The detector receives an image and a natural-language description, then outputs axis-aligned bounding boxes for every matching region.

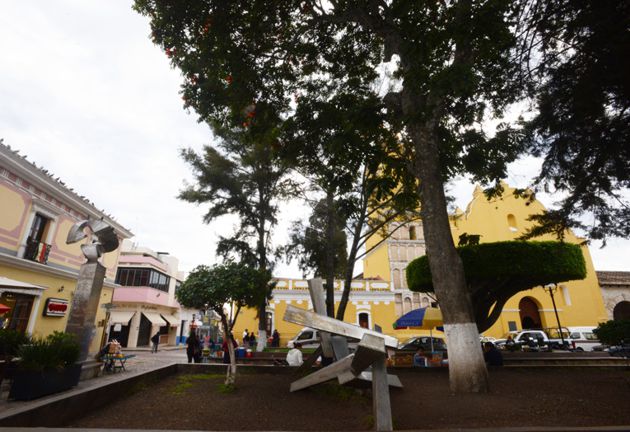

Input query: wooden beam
[372,359,393,431]
[307,278,334,358]
[290,354,354,392]
[338,370,403,388]
[283,304,399,348]
[351,333,386,375]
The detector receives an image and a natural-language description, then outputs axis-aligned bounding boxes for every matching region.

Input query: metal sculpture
[283,279,400,431]
[65,219,119,363]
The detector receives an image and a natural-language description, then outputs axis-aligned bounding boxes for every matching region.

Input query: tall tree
[134,0,526,393]
[179,128,296,350]
[176,262,270,385]
[286,198,349,280]
[516,0,630,242]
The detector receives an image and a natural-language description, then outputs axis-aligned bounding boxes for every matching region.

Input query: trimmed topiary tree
[406,241,587,333]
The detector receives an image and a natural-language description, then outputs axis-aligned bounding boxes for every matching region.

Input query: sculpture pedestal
[66,261,106,362]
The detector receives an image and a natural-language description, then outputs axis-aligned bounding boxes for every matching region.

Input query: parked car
[495,329,571,351]
[566,326,600,351]
[286,327,359,351]
[287,327,320,349]
[397,336,447,355]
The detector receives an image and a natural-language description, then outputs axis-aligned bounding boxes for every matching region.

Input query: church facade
[234,183,610,345]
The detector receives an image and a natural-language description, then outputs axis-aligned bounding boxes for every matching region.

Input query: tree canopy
[286,198,348,280]
[517,0,630,242]
[177,262,271,384]
[133,0,530,392]
[406,241,587,332]
[176,262,270,323]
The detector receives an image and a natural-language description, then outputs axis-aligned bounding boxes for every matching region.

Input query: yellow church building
[0,142,133,354]
[235,182,610,345]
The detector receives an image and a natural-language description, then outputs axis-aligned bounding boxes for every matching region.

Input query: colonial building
[364,182,609,339]
[0,142,133,354]
[596,271,630,321]
[234,182,610,344]
[110,239,198,348]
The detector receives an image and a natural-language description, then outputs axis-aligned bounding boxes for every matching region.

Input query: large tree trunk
[324,190,336,317]
[337,211,364,321]
[256,200,268,352]
[407,115,488,393]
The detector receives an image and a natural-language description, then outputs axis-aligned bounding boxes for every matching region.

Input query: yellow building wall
[363,238,391,280]
[449,184,608,338]
[1,176,127,354]
[0,265,113,353]
[234,184,608,345]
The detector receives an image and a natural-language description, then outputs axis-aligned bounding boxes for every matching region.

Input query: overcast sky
[1,1,627,277]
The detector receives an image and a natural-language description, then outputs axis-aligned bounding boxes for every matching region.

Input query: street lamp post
[543,284,566,347]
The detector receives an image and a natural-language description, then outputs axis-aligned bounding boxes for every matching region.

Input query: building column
[127,309,141,348]
[26,294,42,335]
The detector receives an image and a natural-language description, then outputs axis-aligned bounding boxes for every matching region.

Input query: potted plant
[0,329,30,388]
[8,331,81,400]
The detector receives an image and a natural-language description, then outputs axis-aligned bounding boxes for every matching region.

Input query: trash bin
[236,347,246,358]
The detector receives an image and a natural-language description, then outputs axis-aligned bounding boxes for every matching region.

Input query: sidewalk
[0,350,187,415]
[122,344,186,352]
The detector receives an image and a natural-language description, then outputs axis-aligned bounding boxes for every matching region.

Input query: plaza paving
[0,346,188,415]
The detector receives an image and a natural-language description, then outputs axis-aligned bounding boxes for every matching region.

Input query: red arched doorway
[519,297,542,329]
[613,301,630,321]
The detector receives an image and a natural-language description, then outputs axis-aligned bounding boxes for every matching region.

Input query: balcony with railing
[23,237,52,265]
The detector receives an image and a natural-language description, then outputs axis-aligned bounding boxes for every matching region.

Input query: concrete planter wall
[8,363,82,401]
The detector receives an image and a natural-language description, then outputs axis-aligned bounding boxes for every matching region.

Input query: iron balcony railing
[24,236,52,264]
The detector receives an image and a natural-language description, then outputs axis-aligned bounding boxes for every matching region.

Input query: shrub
[593,320,630,346]
[0,329,31,357]
[17,331,80,371]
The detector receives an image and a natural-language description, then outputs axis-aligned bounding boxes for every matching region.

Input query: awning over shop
[109,311,136,325]
[160,314,180,327]
[0,276,47,295]
[142,312,167,326]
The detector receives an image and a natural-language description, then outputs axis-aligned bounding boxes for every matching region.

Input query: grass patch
[217,383,235,394]
[313,382,366,402]
[171,373,222,395]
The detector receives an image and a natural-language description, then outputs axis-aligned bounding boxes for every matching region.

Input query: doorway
[137,314,152,346]
[613,301,630,320]
[519,297,542,329]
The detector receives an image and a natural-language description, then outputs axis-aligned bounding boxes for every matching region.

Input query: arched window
[358,312,370,329]
[507,214,518,232]
[403,297,412,314]
[393,269,401,289]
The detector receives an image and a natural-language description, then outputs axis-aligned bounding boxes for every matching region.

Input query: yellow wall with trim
[1,177,125,354]
[449,184,608,338]
[223,183,609,345]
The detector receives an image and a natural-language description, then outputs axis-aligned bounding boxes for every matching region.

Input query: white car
[567,326,600,351]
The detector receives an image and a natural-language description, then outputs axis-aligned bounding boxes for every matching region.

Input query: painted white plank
[283,304,399,348]
[290,354,354,392]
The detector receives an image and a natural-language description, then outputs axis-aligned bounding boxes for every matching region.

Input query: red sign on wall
[44,298,68,317]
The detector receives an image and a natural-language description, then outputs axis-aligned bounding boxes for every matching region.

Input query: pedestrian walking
[249,332,256,348]
[187,332,201,363]
[272,329,280,347]
[151,330,160,353]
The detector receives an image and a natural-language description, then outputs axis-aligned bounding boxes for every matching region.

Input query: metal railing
[23,236,52,264]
